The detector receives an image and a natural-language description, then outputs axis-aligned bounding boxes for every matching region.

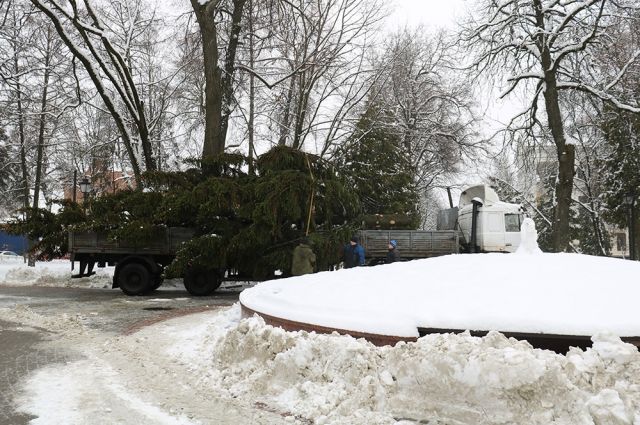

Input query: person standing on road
[73,255,96,278]
[291,237,316,276]
[343,235,365,268]
[386,239,400,264]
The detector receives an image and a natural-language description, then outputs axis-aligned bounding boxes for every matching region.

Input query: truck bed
[359,229,460,260]
[69,227,195,255]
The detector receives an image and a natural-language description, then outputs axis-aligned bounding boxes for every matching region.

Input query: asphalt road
[0,285,242,425]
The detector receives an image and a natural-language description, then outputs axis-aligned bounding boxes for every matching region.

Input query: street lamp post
[79,176,92,212]
[624,192,636,260]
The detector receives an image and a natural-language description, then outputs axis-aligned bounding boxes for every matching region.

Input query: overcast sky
[388,0,470,30]
[386,0,528,188]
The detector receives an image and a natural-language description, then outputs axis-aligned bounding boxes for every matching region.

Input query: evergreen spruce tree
[488,177,522,206]
[571,200,611,255]
[336,102,420,227]
[600,107,640,258]
[4,201,85,259]
[6,147,360,277]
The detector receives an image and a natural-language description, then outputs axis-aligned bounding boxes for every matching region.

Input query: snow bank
[13,302,640,424]
[0,259,113,289]
[0,260,181,290]
[241,253,640,338]
[163,306,640,425]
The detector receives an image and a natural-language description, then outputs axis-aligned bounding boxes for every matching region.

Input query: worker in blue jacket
[386,239,401,263]
[343,235,365,268]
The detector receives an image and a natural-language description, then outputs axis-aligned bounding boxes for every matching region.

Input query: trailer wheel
[117,263,152,296]
[183,267,221,296]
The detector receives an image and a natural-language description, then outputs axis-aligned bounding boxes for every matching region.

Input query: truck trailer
[69,184,523,295]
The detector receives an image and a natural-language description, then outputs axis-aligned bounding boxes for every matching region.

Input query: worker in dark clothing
[343,235,365,268]
[291,238,316,276]
[386,239,401,263]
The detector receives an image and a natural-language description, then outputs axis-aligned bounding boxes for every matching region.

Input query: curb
[240,303,417,347]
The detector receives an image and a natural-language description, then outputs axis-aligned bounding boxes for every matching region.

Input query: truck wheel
[150,273,163,291]
[117,263,152,296]
[183,267,221,296]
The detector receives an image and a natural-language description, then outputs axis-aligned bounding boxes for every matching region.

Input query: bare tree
[1,3,78,208]
[374,29,480,192]
[0,3,79,264]
[461,0,640,252]
[249,0,386,155]
[29,0,160,185]
[0,2,33,210]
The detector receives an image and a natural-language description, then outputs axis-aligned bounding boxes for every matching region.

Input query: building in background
[63,170,135,203]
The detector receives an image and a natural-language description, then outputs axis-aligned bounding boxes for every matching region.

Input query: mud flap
[112,264,120,288]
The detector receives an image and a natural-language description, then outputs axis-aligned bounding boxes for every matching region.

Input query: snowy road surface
[0,285,281,425]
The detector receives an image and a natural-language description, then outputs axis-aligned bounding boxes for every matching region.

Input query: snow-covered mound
[166,306,640,424]
[241,252,640,338]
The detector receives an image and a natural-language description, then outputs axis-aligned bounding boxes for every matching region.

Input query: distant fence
[0,230,28,254]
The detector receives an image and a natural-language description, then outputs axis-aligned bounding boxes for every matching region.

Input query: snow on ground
[0,258,113,289]
[6,222,640,424]
[0,259,242,291]
[16,304,640,425]
[241,252,640,338]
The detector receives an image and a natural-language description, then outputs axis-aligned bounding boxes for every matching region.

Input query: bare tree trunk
[247,0,255,175]
[25,26,54,267]
[552,144,575,252]
[278,72,296,146]
[292,72,309,149]
[12,49,29,210]
[533,0,574,252]
[32,26,53,212]
[190,0,222,159]
[191,0,247,159]
[219,0,247,150]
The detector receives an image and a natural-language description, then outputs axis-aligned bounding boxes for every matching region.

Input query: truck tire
[183,267,221,296]
[117,263,152,295]
[150,273,163,291]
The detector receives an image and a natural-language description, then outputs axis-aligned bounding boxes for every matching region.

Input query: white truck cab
[456,185,524,253]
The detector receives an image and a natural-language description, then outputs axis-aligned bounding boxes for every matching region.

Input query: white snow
[6,232,640,424]
[0,259,113,289]
[133,307,640,424]
[516,217,543,254]
[10,292,640,424]
[241,252,640,338]
[0,259,190,290]
[16,358,197,425]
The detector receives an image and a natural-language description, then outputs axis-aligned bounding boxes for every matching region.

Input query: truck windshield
[504,214,521,232]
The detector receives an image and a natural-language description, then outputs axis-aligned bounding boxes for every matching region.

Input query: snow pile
[241,253,640,338]
[0,259,113,288]
[516,217,543,254]
[160,307,640,425]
